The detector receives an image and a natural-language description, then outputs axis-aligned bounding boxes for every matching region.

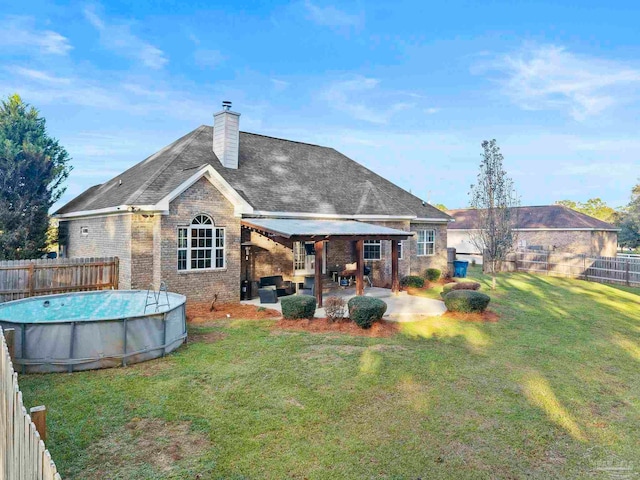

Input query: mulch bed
[187,302,281,323]
[274,317,399,338]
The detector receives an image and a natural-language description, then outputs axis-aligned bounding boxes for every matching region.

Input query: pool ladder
[145,281,170,313]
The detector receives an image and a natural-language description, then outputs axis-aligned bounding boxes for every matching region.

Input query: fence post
[546,251,550,275]
[28,263,35,297]
[626,258,630,286]
[113,257,120,290]
[4,328,15,361]
[29,405,47,442]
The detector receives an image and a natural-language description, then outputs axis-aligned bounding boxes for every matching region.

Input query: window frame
[397,240,403,260]
[417,229,436,257]
[363,240,382,261]
[177,214,226,272]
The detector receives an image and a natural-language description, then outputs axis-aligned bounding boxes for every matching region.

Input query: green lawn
[20,268,640,479]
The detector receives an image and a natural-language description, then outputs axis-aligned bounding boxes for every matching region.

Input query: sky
[1,0,639,212]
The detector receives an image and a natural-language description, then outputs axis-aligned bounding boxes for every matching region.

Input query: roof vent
[222,100,232,111]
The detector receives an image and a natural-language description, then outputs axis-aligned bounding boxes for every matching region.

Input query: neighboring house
[55,102,452,303]
[447,205,619,258]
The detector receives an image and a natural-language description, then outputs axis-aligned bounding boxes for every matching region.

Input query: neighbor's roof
[242,218,412,238]
[447,205,619,231]
[56,126,450,221]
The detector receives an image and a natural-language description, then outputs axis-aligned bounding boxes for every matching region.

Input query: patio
[241,286,446,321]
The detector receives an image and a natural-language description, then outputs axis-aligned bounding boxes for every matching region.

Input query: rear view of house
[55,102,452,303]
[447,205,619,257]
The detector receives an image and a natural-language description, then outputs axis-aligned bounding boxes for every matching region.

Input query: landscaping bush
[425,268,441,282]
[324,296,346,322]
[452,281,481,291]
[281,295,316,319]
[400,275,424,288]
[347,296,387,329]
[443,290,490,313]
[441,282,456,298]
[440,281,481,298]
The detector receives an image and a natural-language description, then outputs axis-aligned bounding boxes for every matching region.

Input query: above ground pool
[0,290,187,373]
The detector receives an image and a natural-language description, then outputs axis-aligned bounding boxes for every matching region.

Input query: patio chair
[259,275,293,296]
[298,276,315,296]
[258,285,278,304]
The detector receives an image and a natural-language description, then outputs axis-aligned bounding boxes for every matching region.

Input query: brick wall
[131,214,160,289]
[160,177,242,303]
[65,214,132,288]
[518,230,618,256]
[247,231,294,281]
[408,222,449,276]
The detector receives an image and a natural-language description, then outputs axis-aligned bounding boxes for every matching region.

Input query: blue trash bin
[453,260,469,278]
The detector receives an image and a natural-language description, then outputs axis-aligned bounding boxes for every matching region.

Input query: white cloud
[12,67,71,85]
[271,79,291,92]
[484,44,640,120]
[303,1,363,28]
[193,49,226,69]
[0,16,72,55]
[83,5,167,69]
[424,107,440,114]
[322,76,414,124]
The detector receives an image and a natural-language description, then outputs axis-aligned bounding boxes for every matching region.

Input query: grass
[19,267,640,479]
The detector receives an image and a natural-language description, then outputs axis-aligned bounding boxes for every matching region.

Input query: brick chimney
[213,100,240,169]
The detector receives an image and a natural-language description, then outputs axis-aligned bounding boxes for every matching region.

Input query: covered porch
[241,218,412,307]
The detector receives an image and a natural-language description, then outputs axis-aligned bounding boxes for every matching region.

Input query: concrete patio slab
[241,287,446,321]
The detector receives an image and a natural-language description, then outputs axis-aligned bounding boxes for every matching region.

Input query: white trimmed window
[417,229,436,256]
[397,241,403,260]
[364,240,381,260]
[177,214,225,271]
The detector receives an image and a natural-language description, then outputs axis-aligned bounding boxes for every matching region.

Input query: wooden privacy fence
[509,250,640,287]
[0,257,119,303]
[1,329,61,479]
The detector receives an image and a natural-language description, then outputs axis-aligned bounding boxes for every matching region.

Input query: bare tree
[469,139,519,290]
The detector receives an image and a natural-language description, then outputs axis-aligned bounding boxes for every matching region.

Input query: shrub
[441,282,456,298]
[452,281,481,291]
[347,296,387,329]
[425,268,441,282]
[443,290,490,313]
[400,275,424,288]
[281,295,316,319]
[324,296,346,322]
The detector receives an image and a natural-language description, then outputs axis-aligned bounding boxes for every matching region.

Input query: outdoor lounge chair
[298,276,315,296]
[258,285,278,304]
[259,275,293,296]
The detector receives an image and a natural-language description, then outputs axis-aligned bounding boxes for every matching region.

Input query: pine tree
[0,94,71,259]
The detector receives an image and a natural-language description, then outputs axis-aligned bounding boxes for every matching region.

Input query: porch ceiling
[241,218,412,240]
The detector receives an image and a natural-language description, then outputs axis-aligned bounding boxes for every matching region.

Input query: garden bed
[187,302,280,323]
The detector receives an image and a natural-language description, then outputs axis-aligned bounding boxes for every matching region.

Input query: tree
[618,182,640,249]
[433,203,448,212]
[469,139,519,290]
[0,94,71,259]
[555,198,619,223]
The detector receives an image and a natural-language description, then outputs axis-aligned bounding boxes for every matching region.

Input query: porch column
[391,239,399,294]
[355,239,364,296]
[314,240,324,307]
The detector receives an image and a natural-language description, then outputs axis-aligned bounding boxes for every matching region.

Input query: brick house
[447,205,619,258]
[55,102,452,304]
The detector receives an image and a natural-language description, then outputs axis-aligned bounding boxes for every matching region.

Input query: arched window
[177,214,225,271]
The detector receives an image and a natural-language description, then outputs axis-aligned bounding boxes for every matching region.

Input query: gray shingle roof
[447,205,618,230]
[56,126,451,221]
